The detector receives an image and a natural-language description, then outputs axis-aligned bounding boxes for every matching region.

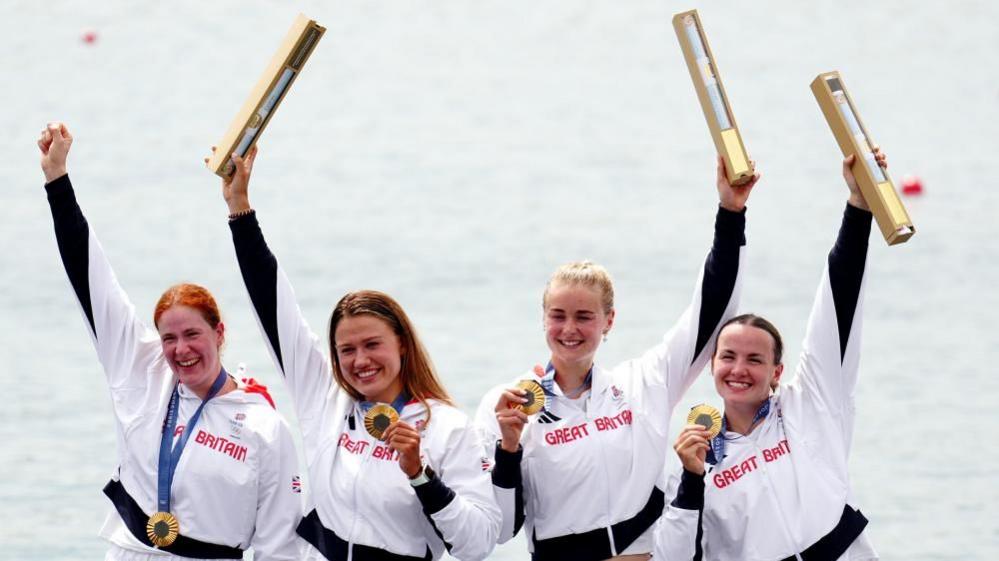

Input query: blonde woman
[476,158,757,560]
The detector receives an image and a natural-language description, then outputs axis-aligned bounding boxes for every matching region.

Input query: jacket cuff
[839,202,874,249]
[44,173,73,199]
[714,205,747,249]
[491,442,523,489]
[670,469,706,510]
[413,472,456,515]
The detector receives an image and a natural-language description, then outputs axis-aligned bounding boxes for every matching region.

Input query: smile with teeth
[177,358,200,368]
[559,339,583,348]
[355,368,379,380]
[725,380,752,390]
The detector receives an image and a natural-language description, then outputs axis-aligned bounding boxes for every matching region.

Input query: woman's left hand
[205,145,257,215]
[716,154,760,212]
[383,421,424,478]
[843,147,886,211]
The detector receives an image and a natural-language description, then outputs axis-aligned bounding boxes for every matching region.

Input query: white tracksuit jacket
[229,213,501,561]
[45,175,303,560]
[475,207,746,560]
[655,204,879,561]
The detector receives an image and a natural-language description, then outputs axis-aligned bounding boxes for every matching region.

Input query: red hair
[154,283,222,329]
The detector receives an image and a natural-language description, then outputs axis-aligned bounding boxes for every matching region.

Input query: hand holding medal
[494,365,546,453]
[382,421,424,478]
[675,404,722,476]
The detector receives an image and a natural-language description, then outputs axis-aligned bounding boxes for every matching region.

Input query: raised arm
[787,153,879,420]
[40,123,161,394]
[632,156,754,413]
[216,147,339,444]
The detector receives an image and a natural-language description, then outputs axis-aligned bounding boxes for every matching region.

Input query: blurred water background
[2,1,997,559]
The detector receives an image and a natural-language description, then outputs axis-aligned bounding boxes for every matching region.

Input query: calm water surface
[2,1,997,559]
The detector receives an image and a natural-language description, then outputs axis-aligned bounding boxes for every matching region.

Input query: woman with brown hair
[656,152,886,561]
[39,123,302,560]
[216,146,500,561]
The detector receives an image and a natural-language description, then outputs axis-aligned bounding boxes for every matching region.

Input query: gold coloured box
[811,72,914,245]
[672,10,754,186]
[207,14,325,178]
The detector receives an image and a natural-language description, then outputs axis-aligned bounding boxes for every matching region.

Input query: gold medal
[146,511,180,547]
[515,380,546,415]
[363,403,399,441]
[686,404,722,439]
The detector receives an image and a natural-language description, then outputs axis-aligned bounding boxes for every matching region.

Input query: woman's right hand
[495,389,529,453]
[494,364,544,452]
[38,122,73,183]
[206,145,257,215]
[674,424,711,475]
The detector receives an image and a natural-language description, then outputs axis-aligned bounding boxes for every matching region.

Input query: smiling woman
[38,123,303,560]
[656,151,888,561]
[216,146,501,561]
[475,155,757,561]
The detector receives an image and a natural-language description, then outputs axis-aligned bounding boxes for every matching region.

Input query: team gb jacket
[46,175,303,560]
[656,204,879,561]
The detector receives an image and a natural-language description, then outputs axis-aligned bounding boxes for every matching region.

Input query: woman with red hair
[39,123,303,560]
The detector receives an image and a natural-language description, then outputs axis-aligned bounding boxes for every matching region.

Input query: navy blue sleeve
[672,469,706,561]
[491,443,526,536]
[45,174,96,334]
[229,212,284,371]
[693,206,746,361]
[828,203,873,361]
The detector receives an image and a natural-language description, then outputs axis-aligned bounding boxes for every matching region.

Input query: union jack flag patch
[291,476,302,493]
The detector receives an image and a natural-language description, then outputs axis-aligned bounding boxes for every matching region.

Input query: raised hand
[843,147,886,211]
[206,145,257,215]
[38,122,73,183]
[716,154,760,212]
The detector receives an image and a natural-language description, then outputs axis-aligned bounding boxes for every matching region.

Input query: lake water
[2,1,997,559]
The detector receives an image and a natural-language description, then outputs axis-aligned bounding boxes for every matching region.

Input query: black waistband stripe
[103,479,243,559]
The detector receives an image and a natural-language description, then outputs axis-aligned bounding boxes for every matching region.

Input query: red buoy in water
[81,30,98,45]
[901,175,923,196]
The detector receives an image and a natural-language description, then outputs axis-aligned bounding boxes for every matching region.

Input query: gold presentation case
[207,14,325,178]
[811,72,914,245]
[672,9,754,186]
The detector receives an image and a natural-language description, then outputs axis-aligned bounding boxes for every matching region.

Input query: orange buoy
[900,175,923,196]
[81,30,98,45]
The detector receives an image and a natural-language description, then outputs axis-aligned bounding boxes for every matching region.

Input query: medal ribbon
[707,398,771,466]
[539,362,593,400]
[157,369,228,514]
[359,391,410,415]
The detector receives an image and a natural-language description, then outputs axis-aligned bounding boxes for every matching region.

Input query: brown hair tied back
[715,313,784,365]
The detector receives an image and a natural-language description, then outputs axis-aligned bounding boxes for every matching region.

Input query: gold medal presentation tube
[811,72,914,245]
[207,14,325,178]
[672,10,754,186]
